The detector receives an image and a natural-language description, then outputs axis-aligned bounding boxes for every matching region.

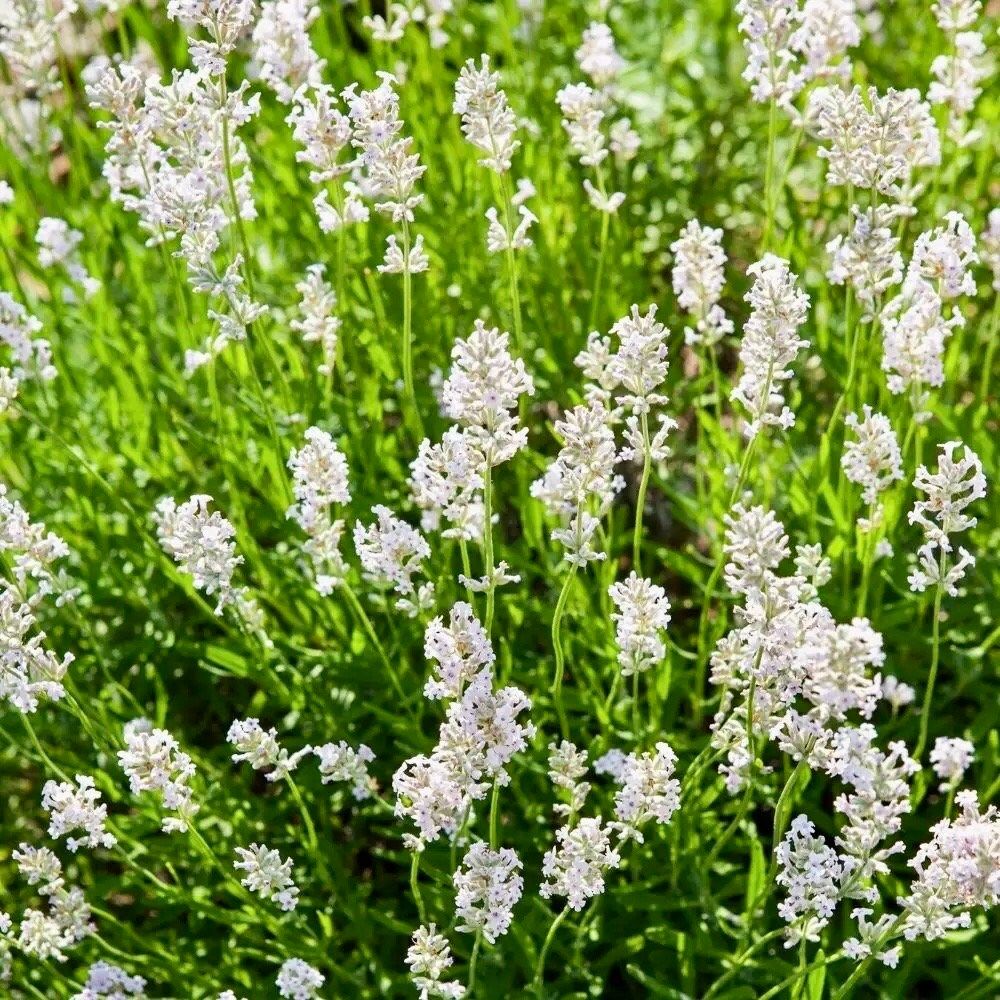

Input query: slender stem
[409,850,427,924]
[483,464,496,633]
[342,583,409,704]
[468,931,483,996]
[533,907,570,998]
[632,411,652,574]
[489,780,500,849]
[915,557,946,761]
[703,926,788,999]
[762,97,778,250]
[550,565,579,739]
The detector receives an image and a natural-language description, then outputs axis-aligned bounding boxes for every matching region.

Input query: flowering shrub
[0,0,998,997]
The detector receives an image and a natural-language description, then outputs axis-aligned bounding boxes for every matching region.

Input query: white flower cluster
[981,208,1000,291]
[842,406,903,516]
[540,816,622,911]
[670,219,733,347]
[542,738,680,906]
[736,0,859,108]
[900,790,1000,942]
[291,264,340,376]
[85,5,267,373]
[411,320,533,555]
[453,55,520,174]
[0,292,56,414]
[930,736,975,790]
[405,923,466,999]
[555,22,638,214]
[929,0,989,145]
[530,401,622,566]
[72,961,147,998]
[424,601,495,700]
[608,743,680,843]
[0,485,77,713]
[353,505,434,615]
[314,740,376,800]
[826,205,903,320]
[453,842,524,943]
[608,573,671,677]
[154,494,261,622]
[251,0,325,104]
[0,0,73,151]
[41,775,117,853]
[344,72,428,273]
[118,720,200,833]
[808,86,940,211]
[275,957,324,999]
[453,56,537,254]
[907,441,986,596]
[227,717,313,782]
[9,844,96,964]
[35,217,101,300]
[547,740,591,819]
[233,843,299,911]
[287,426,351,595]
[286,83,368,234]
[730,255,810,438]
[394,604,534,847]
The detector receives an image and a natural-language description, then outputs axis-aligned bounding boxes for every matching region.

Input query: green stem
[483,464,496,634]
[632,411,652,574]
[915,559,946,761]
[533,907,570,998]
[410,850,427,924]
[550,565,579,739]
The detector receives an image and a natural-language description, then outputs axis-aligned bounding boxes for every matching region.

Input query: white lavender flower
[540,816,621,911]
[423,602,494,700]
[154,495,258,618]
[314,741,376,800]
[275,957,324,999]
[234,843,299,911]
[736,0,805,106]
[41,775,117,853]
[291,264,340,375]
[227,718,313,783]
[453,55,520,173]
[608,573,671,677]
[808,86,940,207]
[901,790,1000,941]
[441,320,534,467]
[730,255,810,438]
[405,924,466,999]
[547,740,591,818]
[907,441,986,595]
[118,724,199,832]
[344,72,426,224]
[72,961,147,998]
[775,815,844,945]
[930,737,975,790]
[252,0,325,104]
[530,401,622,566]
[453,843,523,943]
[842,406,904,509]
[611,743,680,842]
[35,218,101,300]
[409,429,485,542]
[353,505,432,602]
[576,22,625,89]
[670,219,733,346]
[826,206,904,319]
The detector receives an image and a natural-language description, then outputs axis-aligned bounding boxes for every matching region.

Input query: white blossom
[234,843,299,911]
